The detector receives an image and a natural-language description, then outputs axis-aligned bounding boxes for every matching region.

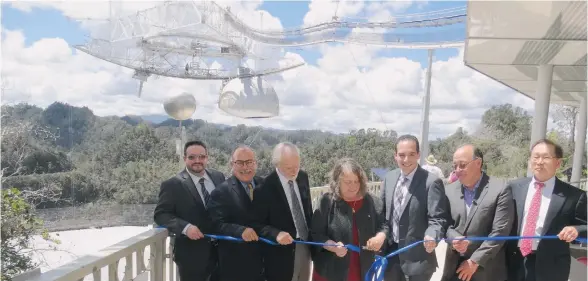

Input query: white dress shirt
[518,176,555,250]
[276,168,307,239]
[182,168,215,235]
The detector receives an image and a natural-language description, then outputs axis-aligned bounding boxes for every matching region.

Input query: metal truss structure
[74,0,466,96]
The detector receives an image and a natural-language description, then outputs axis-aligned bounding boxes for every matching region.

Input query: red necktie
[520,181,545,256]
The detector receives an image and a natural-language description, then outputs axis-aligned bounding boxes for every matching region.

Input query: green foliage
[1,101,583,209]
[0,188,59,281]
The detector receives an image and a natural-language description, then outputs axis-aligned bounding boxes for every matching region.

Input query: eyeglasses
[531,155,555,162]
[187,154,207,161]
[233,160,256,167]
[453,158,479,170]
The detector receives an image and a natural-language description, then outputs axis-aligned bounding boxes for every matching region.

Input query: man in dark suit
[252,142,313,281]
[506,139,587,281]
[154,140,226,281]
[380,134,450,281]
[442,144,514,281]
[208,145,264,281]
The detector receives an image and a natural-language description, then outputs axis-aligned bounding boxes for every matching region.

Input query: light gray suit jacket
[380,166,450,276]
[441,173,514,281]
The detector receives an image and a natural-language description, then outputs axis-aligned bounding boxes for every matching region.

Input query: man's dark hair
[473,147,484,168]
[395,134,420,153]
[184,140,207,156]
[531,138,563,159]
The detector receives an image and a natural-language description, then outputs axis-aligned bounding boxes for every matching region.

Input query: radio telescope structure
[74,0,467,159]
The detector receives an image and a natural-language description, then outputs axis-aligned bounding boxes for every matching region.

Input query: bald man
[208,146,264,281]
[441,144,514,281]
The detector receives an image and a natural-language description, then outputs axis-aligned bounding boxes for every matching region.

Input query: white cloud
[1,1,535,140]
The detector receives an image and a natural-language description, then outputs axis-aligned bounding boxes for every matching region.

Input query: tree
[0,189,58,280]
[550,104,578,147]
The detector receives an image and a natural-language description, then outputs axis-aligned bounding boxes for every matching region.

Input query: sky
[1,0,537,139]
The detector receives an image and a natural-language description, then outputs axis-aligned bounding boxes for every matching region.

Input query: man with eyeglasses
[154,140,226,281]
[208,145,264,281]
[441,144,514,281]
[506,139,587,281]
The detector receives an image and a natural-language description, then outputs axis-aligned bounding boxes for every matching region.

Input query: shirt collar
[186,168,211,182]
[463,173,483,192]
[531,175,556,188]
[276,168,296,183]
[400,166,418,181]
[240,180,255,188]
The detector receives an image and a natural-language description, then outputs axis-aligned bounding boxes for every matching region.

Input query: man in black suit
[380,134,450,281]
[154,140,226,281]
[252,142,313,281]
[208,145,264,281]
[506,139,587,281]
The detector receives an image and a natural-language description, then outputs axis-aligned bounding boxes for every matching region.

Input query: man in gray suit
[380,134,450,281]
[441,144,514,281]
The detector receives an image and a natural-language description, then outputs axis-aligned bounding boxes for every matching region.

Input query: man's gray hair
[328,158,368,199]
[271,142,300,166]
[230,144,255,162]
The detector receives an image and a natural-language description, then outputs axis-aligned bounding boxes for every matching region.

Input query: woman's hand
[324,240,347,257]
[365,232,386,252]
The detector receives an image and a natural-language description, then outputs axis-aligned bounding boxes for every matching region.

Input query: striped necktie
[247,183,254,200]
[199,178,211,207]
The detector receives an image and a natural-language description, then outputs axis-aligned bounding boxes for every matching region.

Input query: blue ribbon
[156,226,586,281]
[364,235,588,281]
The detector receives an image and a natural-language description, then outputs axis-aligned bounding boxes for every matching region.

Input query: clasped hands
[325,232,386,258]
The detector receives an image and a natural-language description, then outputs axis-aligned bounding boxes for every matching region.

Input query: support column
[571,94,587,185]
[419,49,434,165]
[527,65,553,176]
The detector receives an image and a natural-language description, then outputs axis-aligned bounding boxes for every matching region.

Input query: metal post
[527,64,553,176]
[571,95,587,185]
[419,49,434,165]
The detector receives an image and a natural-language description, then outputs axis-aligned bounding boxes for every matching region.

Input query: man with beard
[380,134,450,281]
[208,145,264,281]
[252,142,313,281]
[154,140,226,281]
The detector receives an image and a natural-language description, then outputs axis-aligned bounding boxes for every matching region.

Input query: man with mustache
[252,142,313,281]
[208,145,264,281]
[154,140,226,281]
[380,134,450,281]
[441,144,514,281]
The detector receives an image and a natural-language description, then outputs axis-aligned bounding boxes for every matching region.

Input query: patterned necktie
[199,178,211,207]
[247,183,254,201]
[520,181,545,256]
[288,180,308,240]
[393,177,409,241]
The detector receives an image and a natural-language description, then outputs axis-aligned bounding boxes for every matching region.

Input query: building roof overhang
[464,1,587,107]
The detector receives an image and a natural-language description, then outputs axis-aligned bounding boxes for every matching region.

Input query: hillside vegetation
[1,102,580,209]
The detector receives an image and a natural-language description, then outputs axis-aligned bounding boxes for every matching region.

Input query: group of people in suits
[154,134,587,281]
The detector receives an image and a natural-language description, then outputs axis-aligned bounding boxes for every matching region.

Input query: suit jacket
[380,166,450,276]
[310,192,389,281]
[208,175,264,281]
[251,170,313,281]
[506,177,587,281]
[441,173,514,281]
[153,169,226,274]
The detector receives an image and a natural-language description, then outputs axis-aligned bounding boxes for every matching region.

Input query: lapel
[464,174,490,231]
[230,176,251,205]
[541,178,566,235]
[178,170,206,210]
[271,171,291,210]
[516,178,532,231]
[399,167,425,218]
[205,169,222,187]
[386,169,401,220]
[450,181,467,230]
